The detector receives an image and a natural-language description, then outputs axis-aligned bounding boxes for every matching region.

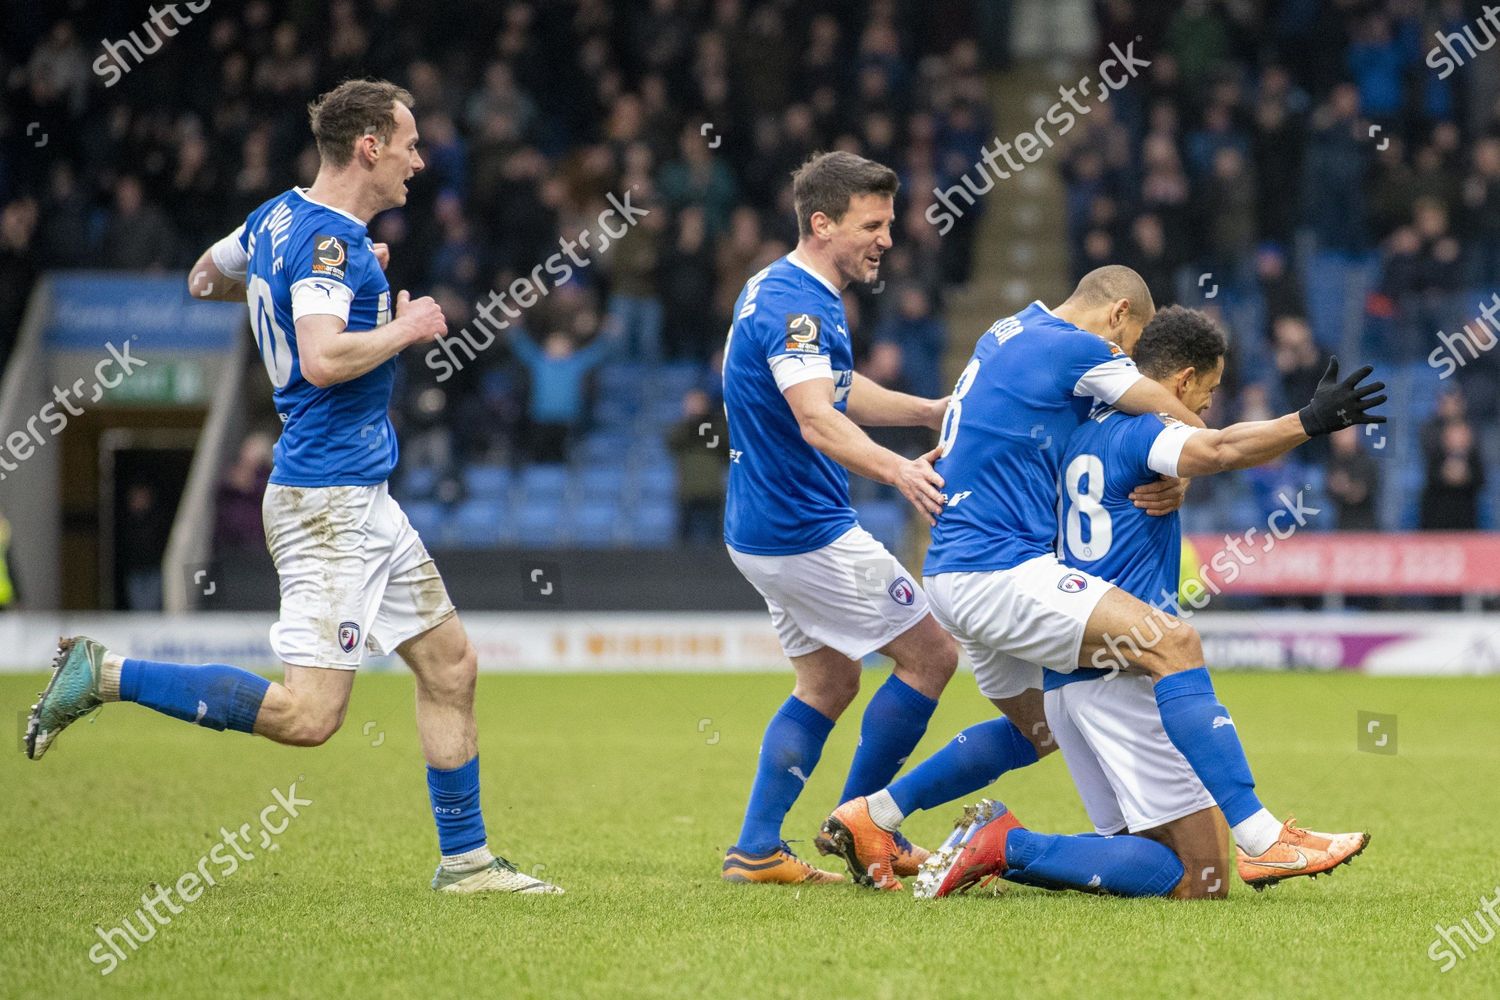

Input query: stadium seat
[569,500,623,547]
[632,460,678,501]
[628,502,678,546]
[576,465,628,500]
[403,500,445,541]
[518,464,571,504]
[575,430,635,465]
[513,498,566,546]
[447,498,504,547]
[463,464,512,500]
[402,465,440,499]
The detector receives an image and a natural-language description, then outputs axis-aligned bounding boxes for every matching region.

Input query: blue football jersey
[1044,404,1198,690]
[722,254,857,555]
[231,188,396,487]
[923,302,1142,575]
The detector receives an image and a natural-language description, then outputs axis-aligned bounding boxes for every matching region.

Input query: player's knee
[288,705,345,747]
[1155,622,1203,674]
[418,641,478,707]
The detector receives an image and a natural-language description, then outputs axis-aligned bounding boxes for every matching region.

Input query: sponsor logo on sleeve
[784,313,822,353]
[311,234,348,279]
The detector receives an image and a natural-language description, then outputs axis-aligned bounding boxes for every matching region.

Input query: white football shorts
[923,553,1114,701]
[263,482,456,669]
[1045,673,1215,834]
[728,524,929,660]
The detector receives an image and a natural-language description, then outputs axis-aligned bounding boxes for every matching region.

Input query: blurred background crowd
[0,0,1495,563]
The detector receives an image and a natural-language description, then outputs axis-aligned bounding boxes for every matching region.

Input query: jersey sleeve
[1116,413,1199,483]
[764,300,839,393]
[285,226,361,324]
[1058,334,1142,405]
[208,224,249,281]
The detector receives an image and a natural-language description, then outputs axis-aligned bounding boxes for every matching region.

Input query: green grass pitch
[3,669,1499,998]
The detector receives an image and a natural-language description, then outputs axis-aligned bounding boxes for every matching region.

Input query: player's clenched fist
[394,289,447,343]
[895,446,946,525]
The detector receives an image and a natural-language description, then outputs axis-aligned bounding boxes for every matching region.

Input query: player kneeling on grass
[825,304,1379,896]
[23,79,559,895]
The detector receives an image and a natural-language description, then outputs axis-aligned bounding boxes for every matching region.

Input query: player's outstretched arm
[783,377,947,523]
[297,290,447,388]
[1175,358,1386,477]
[845,373,947,430]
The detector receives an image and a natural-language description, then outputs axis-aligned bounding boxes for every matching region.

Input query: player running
[819,274,1384,892]
[718,151,960,885]
[24,80,560,894]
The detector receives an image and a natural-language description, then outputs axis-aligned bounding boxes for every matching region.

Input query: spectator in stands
[215,433,274,553]
[101,176,177,271]
[668,388,728,545]
[0,198,38,375]
[1271,316,1330,463]
[873,286,947,401]
[506,326,616,464]
[1302,84,1370,254]
[121,482,169,611]
[1327,427,1380,530]
[1462,137,1500,286]
[601,186,666,360]
[1421,417,1487,530]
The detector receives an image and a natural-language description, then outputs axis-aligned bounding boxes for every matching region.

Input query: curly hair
[1133,305,1228,379]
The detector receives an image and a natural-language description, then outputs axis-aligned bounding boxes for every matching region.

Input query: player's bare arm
[296,290,446,388]
[845,373,947,430]
[186,246,247,302]
[1113,377,1206,430]
[783,377,946,522]
[1175,358,1385,477]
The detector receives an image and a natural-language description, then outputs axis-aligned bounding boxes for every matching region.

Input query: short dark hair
[1064,265,1155,322]
[1133,305,1228,379]
[308,79,414,168]
[791,151,899,237]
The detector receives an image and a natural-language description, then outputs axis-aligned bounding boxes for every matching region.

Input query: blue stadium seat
[518,464,570,503]
[569,500,622,547]
[629,502,678,546]
[576,465,628,500]
[632,460,678,501]
[403,500,445,541]
[858,500,908,552]
[514,498,566,545]
[595,394,638,428]
[446,499,504,547]
[463,464,512,500]
[575,430,635,465]
[598,362,649,399]
[402,466,440,499]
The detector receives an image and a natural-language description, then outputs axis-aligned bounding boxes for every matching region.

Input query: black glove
[1297,357,1387,437]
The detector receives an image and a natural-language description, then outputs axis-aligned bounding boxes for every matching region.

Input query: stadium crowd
[1,0,1495,548]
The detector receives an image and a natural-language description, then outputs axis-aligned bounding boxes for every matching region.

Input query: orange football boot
[1236,817,1369,890]
[721,843,845,884]
[814,797,911,890]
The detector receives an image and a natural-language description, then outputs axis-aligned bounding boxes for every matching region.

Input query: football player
[25,80,560,894]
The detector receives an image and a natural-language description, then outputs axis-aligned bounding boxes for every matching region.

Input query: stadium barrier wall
[0,611,1495,676]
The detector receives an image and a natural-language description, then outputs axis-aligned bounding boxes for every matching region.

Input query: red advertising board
[1185,532,1500,595]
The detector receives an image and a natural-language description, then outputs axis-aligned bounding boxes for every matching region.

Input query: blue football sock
[119,658,269,733]
[1153,667,1263,826]
[1004,828,1183,897]
[736,696,835,854]
[839,674,938,804]
[427,755,488,856]
[887,717,1038,816]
